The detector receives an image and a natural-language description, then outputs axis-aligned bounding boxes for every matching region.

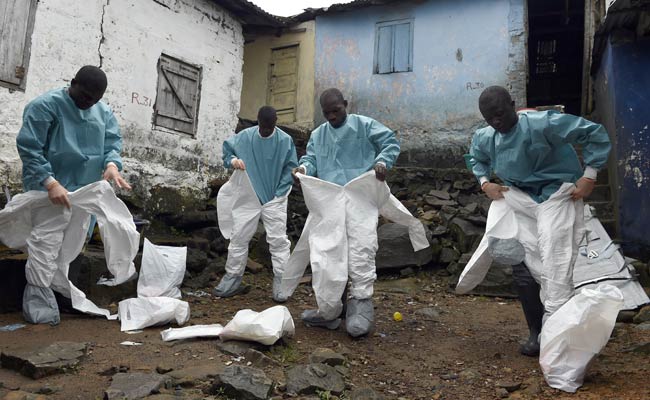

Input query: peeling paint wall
[313,0,527,168]
[594,36,650,258]
[0,0,244,211]
[240,21,316,130]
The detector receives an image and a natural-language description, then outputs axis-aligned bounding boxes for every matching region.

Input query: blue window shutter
[376,25,394,74]
[393,22,411,72]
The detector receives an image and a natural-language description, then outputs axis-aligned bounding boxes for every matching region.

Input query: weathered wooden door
[267,45,298,124]
[154,54,202,136]
[0,0,37,90]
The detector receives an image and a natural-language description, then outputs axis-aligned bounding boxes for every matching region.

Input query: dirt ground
[1,271,650,400]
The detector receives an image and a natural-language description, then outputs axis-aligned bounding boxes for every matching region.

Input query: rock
[210,365,274,400]
[633,305,650,324]
[464,203,479,213]
[185,248,209,273]
[462,263,516,298]
[163,210,216,231]
[414,307,441,321]
[156,365,174,374]
[635,322,650,331]
[217,341,267,357]
[0,342,89,379]
[20,383,62,395]
[464,215,487,226]
[627,342,650,355]
[453,180,476,190]
[166,364,225,387]
[286,364,345,396]
[245,349,280,368]
[104,372,170,400]
[350,387,385,400]
[448,218,484,253]
[459,369,480,381]
[1,391,47,400]
[430,225,448,236]
[420,210,440,222]
[497,380,522,392]
[618,310,637,323]
[187,237,210,253]
[496,387,509,398]
[308,348,346,367]
[375,224,433,270]
[439,247,460,264]
[424,196,457,208]
[400,267,415,277]
[246,258,265,274]
[428,190,451,200]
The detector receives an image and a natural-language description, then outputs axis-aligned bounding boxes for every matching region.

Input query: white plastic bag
[219,305,294,345]
[160,324,223,342]
[137,239,187,299]
[118,297,190,332]
[539,284,623,392]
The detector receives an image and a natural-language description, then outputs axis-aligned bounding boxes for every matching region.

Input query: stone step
[590,184,612,202]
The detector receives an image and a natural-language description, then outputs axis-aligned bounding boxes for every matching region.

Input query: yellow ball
[393,311,402,321]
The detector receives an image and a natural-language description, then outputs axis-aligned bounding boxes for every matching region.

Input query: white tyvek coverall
[456,183,585,318]
[280,171,430,320]
[0,181,138,320]
[217,170,291,277]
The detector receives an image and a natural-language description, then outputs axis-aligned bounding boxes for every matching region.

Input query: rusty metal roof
[213,0,287,28]
[290,0,405,22]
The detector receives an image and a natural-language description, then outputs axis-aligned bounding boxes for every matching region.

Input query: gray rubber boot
[301,309,341,330]
[22,284,60,325]
[345,298,374,337]
[272,275,287,303]
[213,273,249,298]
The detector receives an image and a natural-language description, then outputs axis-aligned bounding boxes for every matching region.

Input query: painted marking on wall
[131,92,153,107]
[466,82,485,91]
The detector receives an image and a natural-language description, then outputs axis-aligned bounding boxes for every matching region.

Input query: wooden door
[268,45,298,124]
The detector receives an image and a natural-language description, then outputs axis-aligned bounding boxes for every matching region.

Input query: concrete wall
[0,0,244,213]
[594,36,650,258]
[240,21,316,130]
[313,0,527,168]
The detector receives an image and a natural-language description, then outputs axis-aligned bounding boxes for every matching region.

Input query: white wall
[0,0,244,208]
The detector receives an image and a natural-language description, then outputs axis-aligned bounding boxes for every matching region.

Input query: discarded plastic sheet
[185,290,211,298]
[138,239,187,299]
[0,323,26,332]
[124,330,143,335]
[118,297,190,332]
[160,324,224,342]
[120,341,143,346]
[0,181,139,322]
[279,171,429,320]
[539,284,623,392]
[219,305,294,346]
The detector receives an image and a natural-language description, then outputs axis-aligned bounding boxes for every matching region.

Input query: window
[153,54,202,136]
[0,0,38,90]
[374,19,414,74]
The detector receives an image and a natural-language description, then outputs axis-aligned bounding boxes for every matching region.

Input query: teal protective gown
[300,114,400,186]
[469,110,611,203]
[16,88,123,191]
[222,126,298,205]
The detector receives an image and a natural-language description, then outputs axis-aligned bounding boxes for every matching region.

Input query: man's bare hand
[482,182,509,200]
[47,181,71,209]
[374,163,387,181]
[103,164,132,190]
[292,166,306,186]
[572,177,596,201]
[232,159,246,170]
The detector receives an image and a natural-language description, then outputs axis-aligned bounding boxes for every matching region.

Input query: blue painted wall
[314,0,527,167]
[595,37,650,258]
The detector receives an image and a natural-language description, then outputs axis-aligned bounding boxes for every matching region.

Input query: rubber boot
[345,298,374,337]
[213,273,249,298]
[272,275,287,303]
[512,263,544,356]
[301,309,341,330]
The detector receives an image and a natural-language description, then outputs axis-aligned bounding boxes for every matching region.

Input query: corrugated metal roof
[213,0,287,28]
[290,0,405,22]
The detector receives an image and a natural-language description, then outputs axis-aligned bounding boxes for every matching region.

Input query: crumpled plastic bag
[118,297,190,332]
[539,284,623,392]
[160,324,223,342]
[137,239,187,299]
[219,305,294,345]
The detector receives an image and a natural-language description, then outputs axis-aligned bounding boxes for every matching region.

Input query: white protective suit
[456,183,584,317]
[217,170,291,277]
[0,181,138,320]
[279,171,430,320]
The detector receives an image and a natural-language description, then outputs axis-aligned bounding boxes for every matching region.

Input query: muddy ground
[1,271,650,400]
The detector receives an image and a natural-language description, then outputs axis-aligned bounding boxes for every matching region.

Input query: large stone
[104,372,170,400]
[210,365,274,400]
[308,348,346,367]
[414,307,441,321]
[350,387,384,400]
[166,363,225,387]
[448,218,484,253]
[453,263,516,298]
[185,248,209,273]
[244,349,280,368]
[217,340,267,357]
[439,247,460,264]
[162,210,217,231]
[376,223,432,270]
[424,196,457,208]
[1,342,89,379]
[633,305,650,324]
[286,363,345,396]
[428,189,451,200]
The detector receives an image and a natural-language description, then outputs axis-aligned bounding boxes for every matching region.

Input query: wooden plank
[270,74,297,93]
[271,45,298,60]
[0,0,31,86]
[160,67,193,118]
[154,55,201,135]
